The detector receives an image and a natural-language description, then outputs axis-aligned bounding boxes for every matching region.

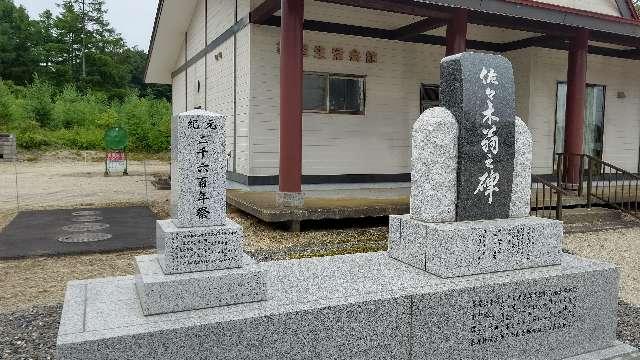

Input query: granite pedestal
[389,215,563,277]
[135,253,267,315]
[57,252,634,360]
[156,218,245,274]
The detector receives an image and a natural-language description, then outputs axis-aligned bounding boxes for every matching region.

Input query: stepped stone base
[156,218,244,274]
[134,253,267,315]
[389,215,563,277]
[57,252,632,360]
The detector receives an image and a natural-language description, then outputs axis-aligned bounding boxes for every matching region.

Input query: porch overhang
[309,0,640,47]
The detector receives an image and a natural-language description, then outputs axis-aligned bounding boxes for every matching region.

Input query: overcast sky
[14,0,157,50]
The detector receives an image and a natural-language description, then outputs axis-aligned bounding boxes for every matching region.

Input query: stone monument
[131,110,266,316]
[391,52,560,277]
[57,56,637,360]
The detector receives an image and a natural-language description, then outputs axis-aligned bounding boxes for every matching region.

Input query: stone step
[561,207,625,225]
[559,207,640,233]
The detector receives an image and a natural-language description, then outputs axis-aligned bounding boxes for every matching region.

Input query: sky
[14,0,157,51]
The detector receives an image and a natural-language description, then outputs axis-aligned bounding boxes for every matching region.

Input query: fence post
[556,189,563,220]
[556,155,563,220]
[586,156,592,209]
[557,155,563,189]
[578,154,584,196]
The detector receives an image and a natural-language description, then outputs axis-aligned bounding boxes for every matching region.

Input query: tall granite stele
[135,109,267,315]
[389,52,561,277]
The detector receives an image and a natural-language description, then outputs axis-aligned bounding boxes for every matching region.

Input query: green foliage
[0,79,171,152]
[0,0,171,100]
[24,76,54,128]
[0,0,40,84]
[0,0,173,153]
[51,85,106,129]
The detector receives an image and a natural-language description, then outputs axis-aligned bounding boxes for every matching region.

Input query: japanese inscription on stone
[171,110,226,228]
[468,287,578,346]
[440,53,516,221]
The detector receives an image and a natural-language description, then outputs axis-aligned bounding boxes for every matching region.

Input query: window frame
[303,71,366,115]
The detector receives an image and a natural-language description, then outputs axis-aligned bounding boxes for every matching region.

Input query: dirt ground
[1,155,640,313]
[0,156,170,217]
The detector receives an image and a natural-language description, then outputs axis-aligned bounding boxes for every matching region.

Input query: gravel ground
[564,227,640,305]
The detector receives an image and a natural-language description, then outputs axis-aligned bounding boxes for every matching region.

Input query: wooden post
[563,29,589,186]
[278,0,304,206]
[445,8,468,56]
[587,156,593,209]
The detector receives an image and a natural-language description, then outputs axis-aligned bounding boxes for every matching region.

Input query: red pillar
[563,29,589,185]
[279,0,304,201]
[445,8,468,56]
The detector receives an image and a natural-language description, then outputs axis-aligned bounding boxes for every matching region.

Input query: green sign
[104,127,128,150]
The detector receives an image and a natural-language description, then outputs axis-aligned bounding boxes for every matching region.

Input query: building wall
[172,71,186,116]
[171,0,252,173]
[247,25,534,177]
[505,48,533,125]
[172,41,187,115]
[250,25,434,176]
[172,1,640,179]
[526,47,640,173]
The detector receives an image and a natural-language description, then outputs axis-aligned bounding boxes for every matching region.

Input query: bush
[24,76,54,128]
[51,85,107,129]
[0,81,29,128]
[0,79,172,152]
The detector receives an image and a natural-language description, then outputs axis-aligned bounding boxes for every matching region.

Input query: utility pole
[81,0,86,77]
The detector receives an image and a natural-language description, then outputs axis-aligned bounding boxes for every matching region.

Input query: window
[303,72,365,114]
[420,84,439,113]
[554,82,606,166]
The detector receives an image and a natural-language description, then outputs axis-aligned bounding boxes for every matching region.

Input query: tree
[0,0,171,101]
[0,0,40,84]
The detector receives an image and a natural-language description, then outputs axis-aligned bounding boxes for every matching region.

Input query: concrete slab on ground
[0,207,156,259]
[226,189,409,223]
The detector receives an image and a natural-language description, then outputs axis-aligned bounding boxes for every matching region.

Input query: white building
[145,0,640,203]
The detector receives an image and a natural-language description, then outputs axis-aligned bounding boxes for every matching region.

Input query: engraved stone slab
[156,218,243,274]
[410,107,458,222]
[410,255,618,360]
[171,109,226,228]
[388,215,562,277]
[57,253,625,360]
[510,116,533,218]
[440,52,516,221]
[134,254,267,315]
